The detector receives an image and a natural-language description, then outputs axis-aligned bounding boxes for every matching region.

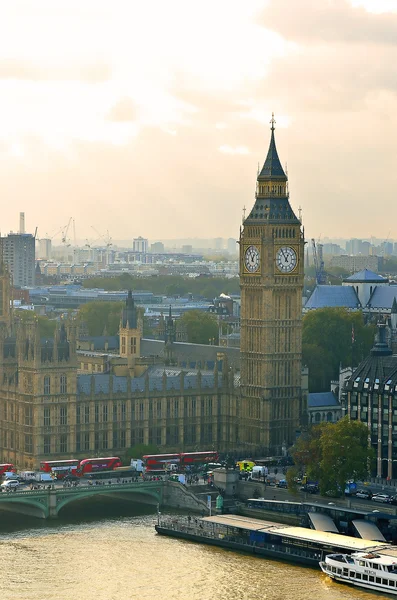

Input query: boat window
[383,579,388,586]
[372,563,379,570]
[349,571,355,578]
[369,576,375,583]
[376,577,382,584]
[343,569,348,576]
[359,561,365,566]
[362,574,368,581]
[346,556,354,564]
[356,573,362,580]
[390,580,395,588]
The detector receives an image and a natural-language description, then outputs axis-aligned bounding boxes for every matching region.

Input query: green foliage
[78,301,123,336]
[82,274,239,298]
[290,417,375,496]
[303,308,375,391]
[14,310,57,337]
[124,444,159,462]
[180,310,218,344]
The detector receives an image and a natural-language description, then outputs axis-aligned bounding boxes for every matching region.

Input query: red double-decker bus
[0,463,15,476]
[78,457,122,475]
[39,459,80,478]
[143,451,218,472]
[143,454,180,472]
[180,451,218,467]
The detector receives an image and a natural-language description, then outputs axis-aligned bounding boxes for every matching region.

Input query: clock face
[244,245,260,273]
[276,246,297,273]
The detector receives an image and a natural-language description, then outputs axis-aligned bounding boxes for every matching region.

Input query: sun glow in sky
[0,0,396,241]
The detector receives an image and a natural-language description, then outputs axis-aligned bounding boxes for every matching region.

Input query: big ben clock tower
[239,115,304,453]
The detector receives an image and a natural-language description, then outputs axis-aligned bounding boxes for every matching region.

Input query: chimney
[19,212,25,234]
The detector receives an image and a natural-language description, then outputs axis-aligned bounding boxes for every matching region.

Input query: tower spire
[257,113,287,182]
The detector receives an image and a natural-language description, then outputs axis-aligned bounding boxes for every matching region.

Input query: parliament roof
[77,367,224,396]
[344,269,387,283]
[305,285,360,310]
[308,392,340,408]
[368,286,397,309]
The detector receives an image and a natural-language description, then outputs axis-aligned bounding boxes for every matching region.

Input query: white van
[251,466,265,480]
[19,471,37,481]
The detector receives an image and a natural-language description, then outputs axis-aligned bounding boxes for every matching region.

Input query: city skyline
[0,0,396,240]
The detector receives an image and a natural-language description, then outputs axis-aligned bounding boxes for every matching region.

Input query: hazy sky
[1,0,396,243]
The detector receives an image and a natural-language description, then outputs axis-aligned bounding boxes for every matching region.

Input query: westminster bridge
[0,480,209,519]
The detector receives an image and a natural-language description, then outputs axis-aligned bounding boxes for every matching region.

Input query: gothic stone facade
[239,118,304,453]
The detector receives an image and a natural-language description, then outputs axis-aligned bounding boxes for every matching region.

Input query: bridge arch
[55,484,163,516]
[0,494,49,519]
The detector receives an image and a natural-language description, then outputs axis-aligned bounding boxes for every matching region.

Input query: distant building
[1,233,35,287]
[133,237,148,253]
[227,238,237,256]
[322,243,342,256]
[150,242,165,253]
[38,239,52,260]
[330,254,382,273]
[181,245,193,254]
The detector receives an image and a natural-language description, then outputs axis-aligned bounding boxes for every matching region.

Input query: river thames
[0,500,386,600]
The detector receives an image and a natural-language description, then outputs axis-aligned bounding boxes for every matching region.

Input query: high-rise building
[1,233,35,287]
[239,115,305,452]
[133,237,148,253]
[38,239,52,260]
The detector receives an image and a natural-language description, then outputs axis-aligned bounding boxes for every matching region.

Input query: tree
[78,301,123,336]
[180,310,218,345]
[124,444,159,463]
[14,310,57,337]
[288,417,375,496]
[302,308,375,391]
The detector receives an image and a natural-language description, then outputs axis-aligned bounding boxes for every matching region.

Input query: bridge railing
[0,480,163,497]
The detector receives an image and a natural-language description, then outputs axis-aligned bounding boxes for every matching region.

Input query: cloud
[258,0,397,44]
[0,59,112,82]
[106,98,138,122]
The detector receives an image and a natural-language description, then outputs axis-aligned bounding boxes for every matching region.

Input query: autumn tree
[287,417,375,496]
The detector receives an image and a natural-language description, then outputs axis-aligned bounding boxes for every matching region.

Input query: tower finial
[270,112,276,132]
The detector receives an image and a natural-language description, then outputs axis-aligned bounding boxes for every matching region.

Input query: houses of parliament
[0,120,305,469]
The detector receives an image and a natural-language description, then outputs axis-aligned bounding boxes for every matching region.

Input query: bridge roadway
[0,480,164,519]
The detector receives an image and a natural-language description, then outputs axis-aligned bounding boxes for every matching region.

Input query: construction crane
[61,217,73,247]
[311,238,326,285]
[91,226,112,265]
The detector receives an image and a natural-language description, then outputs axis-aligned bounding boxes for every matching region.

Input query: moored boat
[320,551,397,596]
[155,514,391,568]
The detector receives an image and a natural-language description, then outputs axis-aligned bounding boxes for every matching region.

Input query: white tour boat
[320,551,397,596]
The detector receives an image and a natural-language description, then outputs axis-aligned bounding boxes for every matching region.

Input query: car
[277,479,288,489]
[1,480,20,490]
[300,484,319,494]
[355,489,372,500]
[372,493,391,503]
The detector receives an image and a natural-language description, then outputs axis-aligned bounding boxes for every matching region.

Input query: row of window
[330,565,395,588]
[44,375,68,395]
[4,423,217,455]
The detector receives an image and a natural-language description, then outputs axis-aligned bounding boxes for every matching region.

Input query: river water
[0,500,388,600]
